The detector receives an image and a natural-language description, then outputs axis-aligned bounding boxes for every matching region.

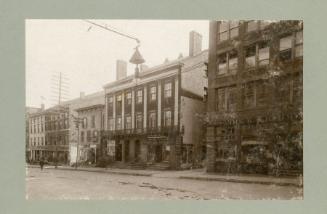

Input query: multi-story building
[206,20,303,175]
[65,91,105,165]
[28,105,69,163]
[75,104,104,164]
[101,31,208,169]
[44,106,70,163]
[25,106,42,162]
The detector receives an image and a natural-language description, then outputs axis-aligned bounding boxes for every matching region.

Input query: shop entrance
[124,140,129,162]
[135,140,141,161]
[115,141,122,161]
[154,145,163,162]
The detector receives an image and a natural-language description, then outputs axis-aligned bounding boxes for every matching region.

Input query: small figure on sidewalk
[39,157,45,171]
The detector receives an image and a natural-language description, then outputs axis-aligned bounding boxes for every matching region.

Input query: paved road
[26,168,302,200]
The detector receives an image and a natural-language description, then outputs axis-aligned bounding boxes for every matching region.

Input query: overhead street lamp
[82,20,146,74]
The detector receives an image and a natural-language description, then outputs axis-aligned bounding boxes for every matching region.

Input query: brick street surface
[26,167,303,200]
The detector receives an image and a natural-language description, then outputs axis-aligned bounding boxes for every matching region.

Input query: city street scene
[26,20,303,200]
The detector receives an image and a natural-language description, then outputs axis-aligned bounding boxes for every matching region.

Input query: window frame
[164,82,172,98]
[137,90,143,104]
[164,110,172,127]
[150,86,157,101]
[218,21,239,41]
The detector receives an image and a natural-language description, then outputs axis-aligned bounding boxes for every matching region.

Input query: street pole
[75,123,79,169]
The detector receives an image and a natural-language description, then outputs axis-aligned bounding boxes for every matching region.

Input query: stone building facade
[101,32,208,170]
[206,20,303,175]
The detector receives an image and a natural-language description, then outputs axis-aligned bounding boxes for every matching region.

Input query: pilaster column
[131,90,135,129]
[113,94,116,130]
[157,81,162,128]
[122,93,125,129]
[174,78,179,126]
[143,86,147,129]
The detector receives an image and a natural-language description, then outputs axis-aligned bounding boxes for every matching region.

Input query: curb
[27,165,153,177]
[178,176,303,187]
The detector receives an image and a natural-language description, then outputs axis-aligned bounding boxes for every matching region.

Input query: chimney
[80,92,85,99]
[189,31,202,56]
[116,60,127,81]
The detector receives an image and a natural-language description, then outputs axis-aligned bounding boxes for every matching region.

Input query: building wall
[76,106,103,163]
[206,20,303,174]
[181,51,208,97]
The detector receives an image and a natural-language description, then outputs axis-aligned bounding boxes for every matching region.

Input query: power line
[83,19,141,46]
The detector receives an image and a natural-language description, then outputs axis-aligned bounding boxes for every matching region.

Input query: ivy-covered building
[205,20,303,175]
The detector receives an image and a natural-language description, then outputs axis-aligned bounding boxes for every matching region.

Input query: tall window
[279,35,293,61]
[164,82,172,98]
[91,115,95,128]
[216,88,225,111]
[150,86,157,101]
[295,31,303,57]
[108,118,114,131]
[149,112,156,128]
[116,95,122,110]
[87,130,91,142]
[216,87,236,112]
[242,83,256,108]
[164,110,172,127]
[217,51,238,75]
[218,21,239,41]
[81,131,84,142]
[218,53,227,74]
[256,82,267,107]
[116,117,122,130]
[107,96,113,115]
[136,114,143,129]
[126,92,132,105]
[227,87,237,111]
[228,50,238,72]
[245,45,256,68]
[83,117,88,129]
[137,90,143,104]
[258,41,270,66]
[125,116,132,129]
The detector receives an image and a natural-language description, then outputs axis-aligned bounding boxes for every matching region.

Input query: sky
[25,20,209,108]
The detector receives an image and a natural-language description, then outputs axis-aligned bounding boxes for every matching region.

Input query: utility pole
[71,114,84,169]
[51,72,70,106]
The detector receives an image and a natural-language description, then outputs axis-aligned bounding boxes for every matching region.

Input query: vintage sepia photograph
[25,20,303,200]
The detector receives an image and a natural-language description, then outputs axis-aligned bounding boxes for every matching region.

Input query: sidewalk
[27,165,303,187]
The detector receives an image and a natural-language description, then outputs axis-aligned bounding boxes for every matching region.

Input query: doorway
[135,140,141,162]
[115,141,122,161]
[155,145,163,162]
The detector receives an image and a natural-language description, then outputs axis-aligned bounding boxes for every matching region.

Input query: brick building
[101,31,208,170]
[28,105,70,163]
[205,20,303,175]
[25,106,42,162]
[75,104,104,164]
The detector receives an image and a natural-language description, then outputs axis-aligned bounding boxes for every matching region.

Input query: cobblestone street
[26,168,302,200]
